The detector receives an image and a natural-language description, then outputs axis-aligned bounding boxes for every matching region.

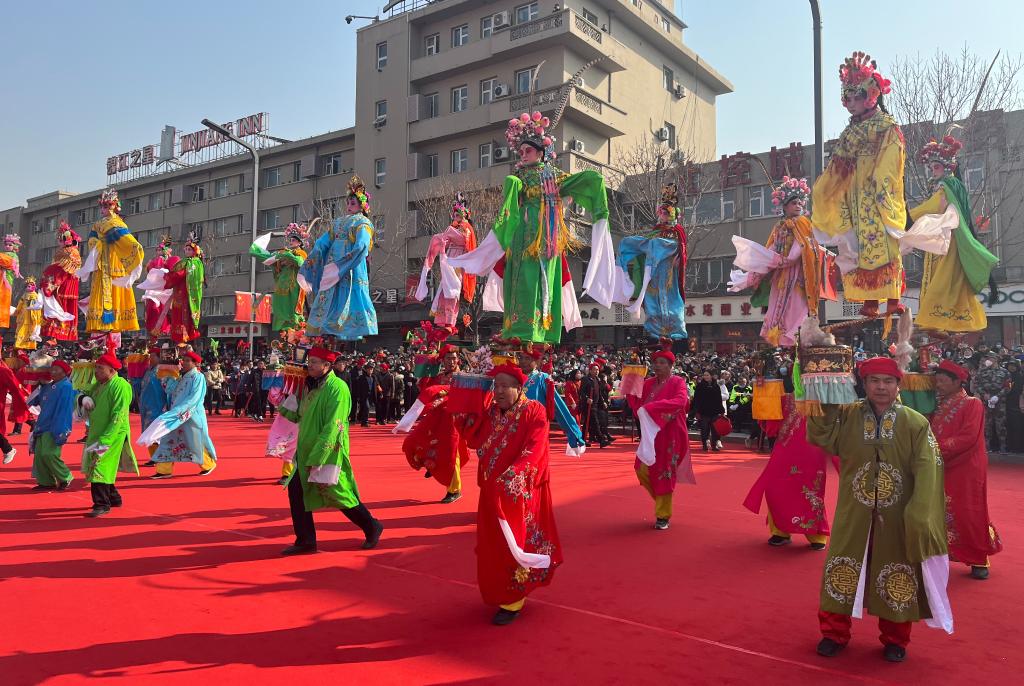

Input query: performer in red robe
[930,360,1002,579]
[627,348,694,529]
[160,238,203,344]
[144,237,179,336]
[458,364,562,625]
[0,356,28,463]
[397,383,470,504]
[41,221,82,341]
[563,371,582,426]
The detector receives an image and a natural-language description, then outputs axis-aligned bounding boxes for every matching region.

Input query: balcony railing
[509,11,565,41]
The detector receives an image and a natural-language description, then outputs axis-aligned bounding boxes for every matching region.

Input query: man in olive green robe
[81,353,138,518]
[807,356,953,663]
[278,347,383,555]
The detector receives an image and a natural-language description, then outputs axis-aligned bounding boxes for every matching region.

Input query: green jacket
[82,375,138,484]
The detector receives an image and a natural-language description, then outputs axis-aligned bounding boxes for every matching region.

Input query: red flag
[819,250,839,301]
[234,291,252,322]
[405,274,420,304]
[255,294,272,324]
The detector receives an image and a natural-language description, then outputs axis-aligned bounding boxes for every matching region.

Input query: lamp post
[809,0,824,180]
[202,118,259,361]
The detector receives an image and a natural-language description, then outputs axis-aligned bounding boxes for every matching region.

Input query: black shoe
[10,428,22,435]
[440,491,462,504]
[711,447,721,453]
[971,565,990,580]
[654,518,669,530]
[142,460,156,467]
[599,440,611,448]
[110,500,123,508]
[768,535,791,546]
[198,464,217,476]
[280,543,317,556]
[31,484,54,491]
[84,507,111,518]
[702,444,709,453]
[816,638,845,657]
[810,542,827,551]
[277,476,289,486]
[56,479,73,492]
[361,520,384,550]
[423,470,432,479]
[883,644,906,663]
[492,608,520,626]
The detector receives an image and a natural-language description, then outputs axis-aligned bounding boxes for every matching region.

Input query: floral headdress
[24,276,37,288]
[839,51,891,108]
[506,111,555,168]
[658,183,679,222]
[99,188,122,214]
[917,134,962,171]
[451,191,472,221]
[57,221,81,246]
[3,233,22,250]
[284,222,310,245]
[771,176,811,213]
[184,230,202,257]
[347,175,371,215]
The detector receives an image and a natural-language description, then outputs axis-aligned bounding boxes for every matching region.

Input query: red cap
[381,362,390,371]
[16,352,30,365]
[96,353,122,370]
[857,356,902,380]
[183,351,202,364]
[51,359,72,376]
[937,359,969,382]
[589,357,607,371]
[651,350,676,365]
[488,363,527,386]
[148,346,162,355]
[308,347,338,363]
[438,343,459,357]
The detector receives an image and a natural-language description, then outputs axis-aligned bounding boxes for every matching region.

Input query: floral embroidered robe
[628,374,694,495]
[144,368,217,467]
[143,254,180,335]
[461,396,562,606]
[401,384,469,489]
[930,389,1002,567]
[807,401,952,629]
[41,243,81,340]
[80,214,145,332]
[743,394,834,535]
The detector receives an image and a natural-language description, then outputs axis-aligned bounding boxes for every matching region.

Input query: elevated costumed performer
[0,233,22,331]
[78,189,146,333]
[414,193,477,328]
[299,176,378,341]
[156,232,204,344]
[41,221,82,340]
[141,237,178,337]
[249,222,309,332]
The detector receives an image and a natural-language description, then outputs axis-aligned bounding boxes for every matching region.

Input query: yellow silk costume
[83,215,145,332]
[812,110,907,301]
[13,291,42,350]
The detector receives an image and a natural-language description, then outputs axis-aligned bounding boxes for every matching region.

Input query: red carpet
[1,414,1022,685]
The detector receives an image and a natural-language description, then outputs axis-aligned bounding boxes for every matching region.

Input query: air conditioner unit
[571,139,585,153]
[655,127,670,141]
[493,83,511,98]
[674,84,686,99]
[493,146,511,162]
[492,11,510,28]
[373,115,387,128]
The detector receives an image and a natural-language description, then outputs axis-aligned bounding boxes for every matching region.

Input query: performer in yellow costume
[13,277,43,350]
[79,189,145,332]
[812,52,906,319]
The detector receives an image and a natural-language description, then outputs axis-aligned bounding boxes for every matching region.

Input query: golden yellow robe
[14,291,42,349]
[812,110,906,301]
[83,215,145,332]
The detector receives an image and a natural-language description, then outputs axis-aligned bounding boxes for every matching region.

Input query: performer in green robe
[807,356,952,663]
[81,353,138,517]
[248,222,309,332]
[278,346,383,554]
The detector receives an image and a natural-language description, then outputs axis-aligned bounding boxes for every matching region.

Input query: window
[188,222,204,240]
[425,92,439,118]
[126,197,141,214]
[426,153,439,178]
[515,67,536,94]
[695,194,720,223]
[322,153,342,176]
[31,220,40,233]
[451,85,469,112]
[515,2,538,23]
[479,142,493,168]
[660,16,671,32]
[45,216,58,231]
[664,122,676,149]
[451,24,469,48]
[374,158,386,186]
[292,161,302,182]
[480,77,498,105]
[663,66,674,93]
[631,0,643,8]
[480,15,494,38]
[451,148,468,173]
[261,208,283,230]
[748,185,766,218]
[965,157,985,191]
[376,41,387,69]
[582,7,598,25]
[425,33,440,56]
[213,178,229,198]
[149,192,164,211]
[264,167,282,188]
[191,184,206,202]
[213,217,231,237]
[721,190,735,221]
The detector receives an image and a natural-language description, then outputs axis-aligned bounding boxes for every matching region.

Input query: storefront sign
[208,324,265,338]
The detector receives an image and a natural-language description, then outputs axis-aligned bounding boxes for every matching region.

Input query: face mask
[984,360,994,367]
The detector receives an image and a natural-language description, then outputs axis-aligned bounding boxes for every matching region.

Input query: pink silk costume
[743,394,834,536]
[628,375,695,495]
[421,221,477,327]
[145,255,179,335]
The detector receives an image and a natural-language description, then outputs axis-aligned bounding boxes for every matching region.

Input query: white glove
[988,396,998,409]
[729,404,738,412]
[82,396,95,412]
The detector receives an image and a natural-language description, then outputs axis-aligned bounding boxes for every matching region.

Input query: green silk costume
[494,164,609,343]
[807,400,947,623]
[279,373,360,510]
[82,375,138,484]
[249,242,307,331]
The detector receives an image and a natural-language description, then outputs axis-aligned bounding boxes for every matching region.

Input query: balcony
[407,162,516,205]
[409,9,626,84]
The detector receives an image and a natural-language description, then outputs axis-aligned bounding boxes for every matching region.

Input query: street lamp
[202,117,260,361]
[809,0,824,179]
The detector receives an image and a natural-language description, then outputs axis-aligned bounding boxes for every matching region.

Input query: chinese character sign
[769,142,804,179]
[719,152,751,188]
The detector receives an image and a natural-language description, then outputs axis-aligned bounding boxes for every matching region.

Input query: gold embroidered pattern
[876,562,918,613]
[824,556,861,605]
[851,461,903,508]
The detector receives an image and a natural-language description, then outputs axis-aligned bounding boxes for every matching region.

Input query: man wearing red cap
[278,346,383,554]
[139,350,217,478]
[457,363,562,625]
[627,349,694,529]
[81,353,138,517]
[808,355,952,662]
[27,360,76,490]
[580,359,612,448]
[931,360,1002,580]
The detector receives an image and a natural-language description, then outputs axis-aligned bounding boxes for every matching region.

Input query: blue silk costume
[300,214,378,340]
[31,378,76,444]
[139,367,168,431]
[524,370,585,449]
[617,234,687,341]
[150,368,217,465]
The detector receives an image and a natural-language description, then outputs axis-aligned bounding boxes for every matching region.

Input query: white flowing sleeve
[482,272,504,312]
[41,294,75,322]
[76,246,98,281]
[448,231,504,276]
[898,204,956,256]
[414,264,430,301]
[561,278,582,332]
[731,235,783,274]
[581,218,615,308]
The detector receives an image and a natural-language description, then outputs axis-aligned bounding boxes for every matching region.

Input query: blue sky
[1,0,1020,210]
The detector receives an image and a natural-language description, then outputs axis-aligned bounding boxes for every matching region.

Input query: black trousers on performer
[0,433,12,455]
[90,482,122,509]
[287,471,377,546]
